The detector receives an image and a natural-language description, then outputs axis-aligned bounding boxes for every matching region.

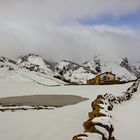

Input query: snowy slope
[112,84,140,140]
[83,56,101,74]
[16,68,65,86]
[65,67,95,84]
[0,56,16,70]
[55,56,136,84]
[0,69,30,81]
[0,81,139,140]
[55,60,95,84]
[0,55,138,84]
[0,57,30,81]
[0,56,65,85]
[117,57,140,78]
[133,62,140,73]
[83,56,136,81]
[102,58,136,81]
[17,54,53,76]
[130,62,140,77]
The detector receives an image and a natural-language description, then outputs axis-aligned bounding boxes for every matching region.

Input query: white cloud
[0,22,140,63]
[0,0,140,24]
[0,0,140,62]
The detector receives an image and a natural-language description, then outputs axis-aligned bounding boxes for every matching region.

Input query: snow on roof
[97,71,116,77]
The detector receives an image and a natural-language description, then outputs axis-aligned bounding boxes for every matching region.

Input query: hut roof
[97,72,115,77]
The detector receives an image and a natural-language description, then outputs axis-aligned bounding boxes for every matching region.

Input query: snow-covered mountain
[0,56,30,81]
[131,62,140,77]
[54,56,137,84]
[54,60,95,84]
[0,55,65,86]
[83,56,102,74]
[17,54,53,76]
[0,56,16,70]
[0,54,138,85]
[118,57,140,78]
[83,56,136,82]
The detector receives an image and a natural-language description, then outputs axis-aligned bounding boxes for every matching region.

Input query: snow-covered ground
[0,81,139,140]
[112,86,140,140]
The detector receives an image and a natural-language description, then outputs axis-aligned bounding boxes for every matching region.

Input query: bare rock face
[72,79,140,140]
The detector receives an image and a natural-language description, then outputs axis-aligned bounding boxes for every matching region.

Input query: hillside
[0,54,139,85]
[0,80,139,140]
[0,55,65,86]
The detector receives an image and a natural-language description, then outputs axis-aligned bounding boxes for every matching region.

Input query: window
[103,75,107,81]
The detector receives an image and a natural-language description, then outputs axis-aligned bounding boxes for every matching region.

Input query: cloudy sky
[0,0,140,63]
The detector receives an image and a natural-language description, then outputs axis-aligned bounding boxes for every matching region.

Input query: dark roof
[96,72,116,77]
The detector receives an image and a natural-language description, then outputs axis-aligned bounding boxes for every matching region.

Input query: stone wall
[72,79,140,140]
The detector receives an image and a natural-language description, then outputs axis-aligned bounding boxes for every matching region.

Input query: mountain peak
[17,54,53,75]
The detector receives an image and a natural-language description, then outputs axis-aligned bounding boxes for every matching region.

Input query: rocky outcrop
[72,79,140,140]
[0,57,16,70]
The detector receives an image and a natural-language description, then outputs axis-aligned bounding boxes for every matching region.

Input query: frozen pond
[0,95,88,107]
